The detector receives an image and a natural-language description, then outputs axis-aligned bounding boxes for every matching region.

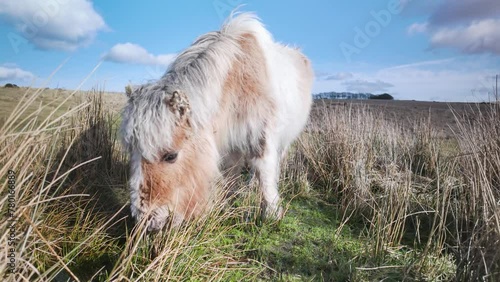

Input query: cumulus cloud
[0,65,35,81]
[430,19,500,55]
[324,72,353,81]
[342,79,394,93]
[103,43,177,67]
[429,0,500,26]
[407,0,500,55]
[0,0,107,51]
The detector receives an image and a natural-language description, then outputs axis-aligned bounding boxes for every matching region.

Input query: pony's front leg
[251,144,283,220]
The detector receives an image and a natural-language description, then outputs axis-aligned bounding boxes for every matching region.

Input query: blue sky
[0,0,499,101]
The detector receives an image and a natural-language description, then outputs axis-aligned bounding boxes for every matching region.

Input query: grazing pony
[121,13,313,231]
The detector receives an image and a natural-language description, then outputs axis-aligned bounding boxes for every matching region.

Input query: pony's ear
[125,85,133,98]
[167,90,190,119]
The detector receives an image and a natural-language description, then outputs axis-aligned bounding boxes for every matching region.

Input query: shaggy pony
[121,12,313,231]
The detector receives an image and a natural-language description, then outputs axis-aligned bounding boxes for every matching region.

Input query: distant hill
[313,91,373,100]
[313,91,394,100]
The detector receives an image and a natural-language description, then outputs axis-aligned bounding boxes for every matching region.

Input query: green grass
[249,195,358,281]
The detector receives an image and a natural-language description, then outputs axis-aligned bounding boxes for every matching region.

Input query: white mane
[121,12,273,161]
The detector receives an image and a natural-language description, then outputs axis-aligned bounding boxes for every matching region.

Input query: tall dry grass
[0,88,121,281]
[0,88,260,281]
[452,103,500,280]
[296,101,500,280]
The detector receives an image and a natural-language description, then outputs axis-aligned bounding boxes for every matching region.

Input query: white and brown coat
[121,12,313,231]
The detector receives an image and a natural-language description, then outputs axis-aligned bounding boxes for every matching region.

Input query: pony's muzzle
[146,210,169,232]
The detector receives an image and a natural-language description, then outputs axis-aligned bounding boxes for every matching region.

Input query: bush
[4,83,19,88]
[370,93,393,100]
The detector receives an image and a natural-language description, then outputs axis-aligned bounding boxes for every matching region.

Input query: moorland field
[1,86,499,281]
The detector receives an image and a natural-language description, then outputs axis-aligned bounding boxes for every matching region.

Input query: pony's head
[121,84,218,231]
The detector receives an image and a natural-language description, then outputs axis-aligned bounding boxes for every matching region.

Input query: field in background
[312,99,494,139]
[1,87,493,134]
[0,87,499,281]
[0,87,125,123]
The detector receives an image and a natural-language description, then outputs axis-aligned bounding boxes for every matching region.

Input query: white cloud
[2,62,19,68]
[430,19,500,55]
[406,0,500,55]
[342,79,394,93]
[0,65,35,81]
[428,0,500,26]
[103,43,177,67]
[383,58,455,70]
[407,22,428,35]
[0,0,107,51]
[375,67,497,102]
[324,72,353,81]
[314,58,499,102]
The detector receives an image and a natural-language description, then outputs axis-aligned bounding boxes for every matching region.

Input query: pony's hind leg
[250,143,283,220]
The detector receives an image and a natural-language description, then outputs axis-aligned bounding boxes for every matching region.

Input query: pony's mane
[166,12,269,86]
[162,12,272,125]
[122,12,273,161]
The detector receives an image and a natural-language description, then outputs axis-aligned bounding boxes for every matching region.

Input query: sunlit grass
[0,86,498,281]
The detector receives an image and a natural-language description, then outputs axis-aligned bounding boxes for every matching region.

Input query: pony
[121,12,313,232]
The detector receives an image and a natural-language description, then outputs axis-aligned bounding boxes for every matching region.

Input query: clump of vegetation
[3,83,19,88]
[1,87,498,281]
[299,101,499,280]
[370,93,394,100]
[0,88,262,281]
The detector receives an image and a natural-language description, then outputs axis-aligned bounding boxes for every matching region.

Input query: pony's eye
[162,153,178,163]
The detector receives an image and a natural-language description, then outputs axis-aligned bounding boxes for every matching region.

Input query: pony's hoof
[262,204,284,222]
